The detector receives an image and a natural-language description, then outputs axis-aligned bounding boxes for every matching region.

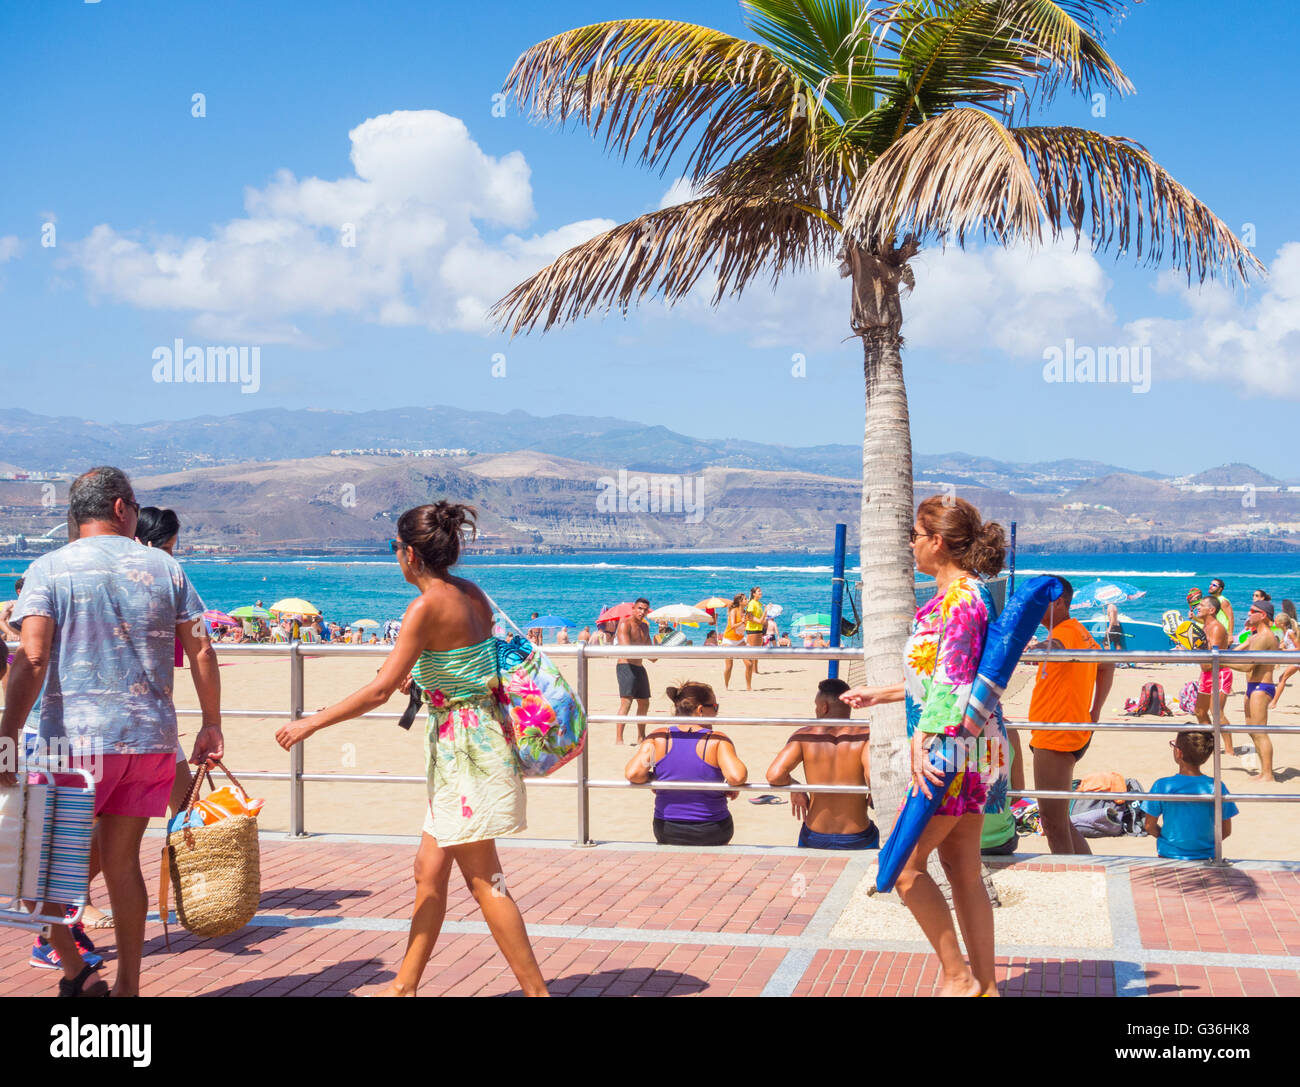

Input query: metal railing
[5,641,1296,861]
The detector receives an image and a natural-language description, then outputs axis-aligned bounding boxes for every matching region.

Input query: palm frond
[859,0,1134,134]
[502,20,806,183]
[741,0,878,120]
[490,196,838,336]
[843,109,1263,285]
[841,107,1045,248]
[1014,125,1263,284]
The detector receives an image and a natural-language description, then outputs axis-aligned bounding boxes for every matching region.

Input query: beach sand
[174,649,1300,861]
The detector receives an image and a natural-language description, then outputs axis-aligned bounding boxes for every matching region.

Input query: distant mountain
[1186,463,1284,487]
[0,407,1265,500]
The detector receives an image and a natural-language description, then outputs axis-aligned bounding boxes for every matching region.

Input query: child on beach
[1141,731,1239,861]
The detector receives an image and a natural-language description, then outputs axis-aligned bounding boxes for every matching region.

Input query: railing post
[575,642,593,847]
[1211,647,1226,865]
[289,642,306,838]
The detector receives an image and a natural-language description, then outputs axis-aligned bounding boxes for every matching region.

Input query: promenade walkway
[3,836,1298,997]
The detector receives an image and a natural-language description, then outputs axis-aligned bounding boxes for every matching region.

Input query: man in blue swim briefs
[1229,600,1279,783]
[765,679,877,850]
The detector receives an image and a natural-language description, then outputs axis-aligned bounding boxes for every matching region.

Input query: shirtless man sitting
[1194,595,1236,754]
[1229,600,1279,782]
[764,678,876,850]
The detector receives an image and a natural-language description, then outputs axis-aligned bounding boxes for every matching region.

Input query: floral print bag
[494,634,588,777]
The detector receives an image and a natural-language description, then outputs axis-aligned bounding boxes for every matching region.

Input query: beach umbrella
[531,614,575,628]
[203,609,238,628]
[351,618,379,628]
[270,597,320,616]
[230,605,271,619]
[696,597,732,610]
[648,604,712,625]
[596,602,636,623]
[792,612,833,635]
[1071,579,1145,609]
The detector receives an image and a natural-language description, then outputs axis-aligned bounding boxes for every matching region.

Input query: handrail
[4,639,1291,859]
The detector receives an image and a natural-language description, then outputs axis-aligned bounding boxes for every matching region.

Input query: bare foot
[81,905,112,927]
[371,982,417,997]
[938,974,981,997]
[1249,774,1277,784]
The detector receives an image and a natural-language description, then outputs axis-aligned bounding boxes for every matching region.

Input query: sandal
[82,910,115,930]
[58,964,109,998]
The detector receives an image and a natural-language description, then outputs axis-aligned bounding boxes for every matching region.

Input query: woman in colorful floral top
[275,503,547,997]
[844,495,1007,996]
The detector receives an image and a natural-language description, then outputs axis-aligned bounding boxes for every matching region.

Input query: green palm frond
[502,19,809,183]
[861,0,1134,134]
[741,0,878,120]
[490,195,838,335]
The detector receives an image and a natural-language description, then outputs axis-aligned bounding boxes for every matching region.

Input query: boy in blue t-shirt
[1142,731,1239,860]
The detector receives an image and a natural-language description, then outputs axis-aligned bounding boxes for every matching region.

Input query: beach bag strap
[482,590,530,642]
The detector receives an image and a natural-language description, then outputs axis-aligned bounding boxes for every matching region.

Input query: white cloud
[658,177,702,210]
[1125,243,1300,396]
[67,110,614,342]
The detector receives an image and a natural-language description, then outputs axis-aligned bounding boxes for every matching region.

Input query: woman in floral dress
[276,502,547,997]
[844,495,1007,996]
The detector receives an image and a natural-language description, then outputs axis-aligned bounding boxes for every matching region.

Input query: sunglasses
[389,539,406,553]
[909,528,933,543]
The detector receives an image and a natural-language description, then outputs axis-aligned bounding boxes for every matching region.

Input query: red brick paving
[2,840,1298,996]
[1131,866,1300,955]
[792,952,1120,997]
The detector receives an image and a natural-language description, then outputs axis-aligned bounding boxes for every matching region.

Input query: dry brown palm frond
[844,109,1263,286]
[503,20,806,184]
[1013,126,1264,285]
[841,107,1045,249]
[702,138,853,223]
[490,195,838,336]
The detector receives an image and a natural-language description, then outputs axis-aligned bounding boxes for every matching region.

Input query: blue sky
[1,0,1296,476]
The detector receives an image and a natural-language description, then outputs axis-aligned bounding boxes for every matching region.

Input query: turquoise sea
[6,549,1296,636]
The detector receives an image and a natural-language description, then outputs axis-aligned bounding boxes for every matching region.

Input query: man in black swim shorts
[615,598,654,744]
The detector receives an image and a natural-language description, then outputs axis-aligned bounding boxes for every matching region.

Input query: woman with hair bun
[624,681,747,845]
[843,494,1008,996]
[275,501,547,996]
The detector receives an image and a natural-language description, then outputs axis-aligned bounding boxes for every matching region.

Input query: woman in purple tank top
[624,682,747,846]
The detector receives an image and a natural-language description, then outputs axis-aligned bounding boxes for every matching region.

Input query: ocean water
[5,549,1295,635]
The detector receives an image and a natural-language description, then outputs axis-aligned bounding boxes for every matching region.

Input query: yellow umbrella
[696,597,732,609]
[270,597,320,616]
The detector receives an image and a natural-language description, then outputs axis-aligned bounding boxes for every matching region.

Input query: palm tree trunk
[843,238,917,843]
[846,238,1000,909]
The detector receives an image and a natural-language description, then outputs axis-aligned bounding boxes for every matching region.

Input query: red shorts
[1198,669,1233,697]
[31,753,177,818]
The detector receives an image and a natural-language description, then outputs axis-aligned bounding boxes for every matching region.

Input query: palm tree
[492,0,1261,836]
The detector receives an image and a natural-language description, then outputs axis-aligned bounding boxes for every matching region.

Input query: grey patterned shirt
[12,535,205,754]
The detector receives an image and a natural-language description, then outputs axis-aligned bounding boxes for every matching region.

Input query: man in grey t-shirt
[0,466,223,997]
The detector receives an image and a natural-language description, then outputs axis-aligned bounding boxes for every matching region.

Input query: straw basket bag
[159,759,260,946]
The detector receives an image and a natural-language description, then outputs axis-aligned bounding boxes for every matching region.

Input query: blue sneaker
[30,937,103,972]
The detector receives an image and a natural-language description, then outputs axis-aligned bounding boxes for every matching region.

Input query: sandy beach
[173,648,1300,861]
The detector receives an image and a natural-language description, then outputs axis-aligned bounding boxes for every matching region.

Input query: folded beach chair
[0,762,95,932]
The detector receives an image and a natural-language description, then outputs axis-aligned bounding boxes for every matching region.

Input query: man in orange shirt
[1028,578,1116,854]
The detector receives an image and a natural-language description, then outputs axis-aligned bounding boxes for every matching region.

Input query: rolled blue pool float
[876,575,1064,893]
